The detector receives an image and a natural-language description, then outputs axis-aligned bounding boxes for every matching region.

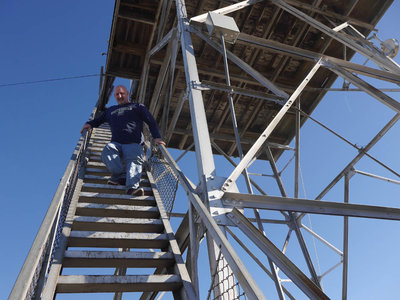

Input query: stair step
[93,129,110,133]
[79,192,156,206]
[72,216,163,233]
[88,156,103,162]
[85,168,149,179]
[85,168,110,176]
[92,132,110,137]
[84,175,150,186]
[62,250,174,268]
[95,128,111,133]
[56,274,181,293]
[90,138,110,143]
[88,151,102,157]
[75,203,159,218]
[87,147,105,153]
[84,174,121,183]
[81,183,152,195]
[91,137,110,142]
[88,156,111,163]
[90,142,108,148]
[68,231,169,248]
[87,162,107,169]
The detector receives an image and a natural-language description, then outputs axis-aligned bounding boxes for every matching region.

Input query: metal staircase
[37,125,196,299]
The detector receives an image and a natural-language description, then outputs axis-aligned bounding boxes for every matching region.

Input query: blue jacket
[87,103,161,144]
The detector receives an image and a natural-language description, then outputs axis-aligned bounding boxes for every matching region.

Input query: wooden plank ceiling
[102,0,393,160]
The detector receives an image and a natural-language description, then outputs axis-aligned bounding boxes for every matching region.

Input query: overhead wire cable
[0,74,100,87]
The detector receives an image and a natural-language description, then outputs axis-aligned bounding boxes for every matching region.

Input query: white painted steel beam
[342,173,350,300]
[190,0,264,23]
[147,171,198,299]
[149,32,175,115]
[294,99,300,198]
[219,32,288,294]
[227,208,329,300]
[222,60,322,191]
[296,112,400,223]
[194,80,285,103]
[175,0,216,181]
[237,33,400,84]
[301,225,343,256]
[269,0,400,73]
[211,141,267,195]
[165,91,186,144]
[326,62,400,113]
[226,227,296,300]
[265,146,321,287]
[192,28,289,99]
[314,112,400,201]
[354,169,400,185]
[176,0,233,297]
[222,192,400,220]
[148,28,176,57]
[280,0,374,30]
[159,145,266,300]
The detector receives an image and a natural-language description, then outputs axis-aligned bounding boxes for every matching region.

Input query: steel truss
[153,0,400,299]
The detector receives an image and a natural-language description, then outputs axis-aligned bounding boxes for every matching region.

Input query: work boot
[127,187,144,196]
[107,178,126,185]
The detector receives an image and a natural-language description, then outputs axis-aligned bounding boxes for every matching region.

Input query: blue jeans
[101,142,144,190]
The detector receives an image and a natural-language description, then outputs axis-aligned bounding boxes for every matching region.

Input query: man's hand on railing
[153,138,166,146]
[80,123,92,134]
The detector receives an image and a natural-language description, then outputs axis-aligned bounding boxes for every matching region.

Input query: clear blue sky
[1,1,400,299]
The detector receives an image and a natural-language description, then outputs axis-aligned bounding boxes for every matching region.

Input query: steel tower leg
[175,0,246,298]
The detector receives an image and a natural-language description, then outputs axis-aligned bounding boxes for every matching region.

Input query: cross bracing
[10,0,400,299]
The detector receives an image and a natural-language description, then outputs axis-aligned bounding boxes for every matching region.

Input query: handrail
[157,145,266,300]
[9,130,91,300]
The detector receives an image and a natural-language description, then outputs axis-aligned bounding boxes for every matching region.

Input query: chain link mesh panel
[148,146,179,215]
[207,250,247,300]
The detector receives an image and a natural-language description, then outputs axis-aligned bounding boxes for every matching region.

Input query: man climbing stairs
[39,125,197,299]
